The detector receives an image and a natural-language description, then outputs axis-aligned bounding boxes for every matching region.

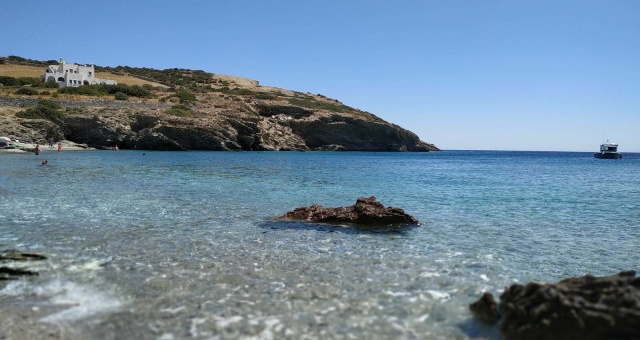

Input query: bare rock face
[0,96,440,152]
[278,196,419,227]
[470,270,640,340]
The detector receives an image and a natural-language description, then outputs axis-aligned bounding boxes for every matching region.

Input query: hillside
[0,56,439,152]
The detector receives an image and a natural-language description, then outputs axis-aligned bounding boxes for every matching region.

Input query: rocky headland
[0,57,439,152]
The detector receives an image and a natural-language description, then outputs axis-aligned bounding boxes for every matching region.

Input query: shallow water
[1,150,639,339]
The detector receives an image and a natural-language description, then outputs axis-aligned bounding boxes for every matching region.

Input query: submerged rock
[0,267,38,280]
[0,250,47,261]
[0,250,47,280]
[278,196,419,227]
[470,270,640,340]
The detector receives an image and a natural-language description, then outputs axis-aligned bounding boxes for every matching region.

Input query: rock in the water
[278,196,419,227]
[470,270,640,340]
[469,292,499,324]
[0,267,38,280]
[0,250,47,280]
[0,250,47,261]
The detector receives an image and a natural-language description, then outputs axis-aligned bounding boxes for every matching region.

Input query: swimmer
[41,159,48,165]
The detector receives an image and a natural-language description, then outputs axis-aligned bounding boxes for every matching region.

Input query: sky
[1,1,639,151]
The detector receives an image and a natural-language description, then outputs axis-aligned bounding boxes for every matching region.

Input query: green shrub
[44,80,59,88]
[15,87,39,95]
[0,76,45,87]
[287,98,355,113]
[175,90,197,103]
[166,104,192,117]
[0,76,20,86]
[114,92,128,101]
[15,99,64,121]
[58,85,104,96]
[18,77,42,87]
[58,83,152,98]
[254,92,276,100]
[40,91,50,95]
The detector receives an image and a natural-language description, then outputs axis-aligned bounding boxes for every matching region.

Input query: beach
[0,140,93,154]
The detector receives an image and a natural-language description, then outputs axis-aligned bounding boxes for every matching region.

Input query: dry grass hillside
[0,64,165,87]
[0,56,439,152]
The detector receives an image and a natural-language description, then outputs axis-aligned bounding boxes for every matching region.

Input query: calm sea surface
[1,150,639,339]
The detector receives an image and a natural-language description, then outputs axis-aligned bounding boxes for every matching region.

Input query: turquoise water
[1,150,639,339]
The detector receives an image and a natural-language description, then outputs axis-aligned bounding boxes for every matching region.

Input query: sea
[1,150,639,339]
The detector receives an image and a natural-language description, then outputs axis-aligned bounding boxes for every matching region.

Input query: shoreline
[0,141,94,154]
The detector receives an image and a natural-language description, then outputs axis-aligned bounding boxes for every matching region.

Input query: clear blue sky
[2,1,639,151]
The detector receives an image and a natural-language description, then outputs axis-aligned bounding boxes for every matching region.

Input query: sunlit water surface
[1,150,639,339]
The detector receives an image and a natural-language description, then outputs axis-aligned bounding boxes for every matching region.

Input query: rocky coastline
[0,95,440,152]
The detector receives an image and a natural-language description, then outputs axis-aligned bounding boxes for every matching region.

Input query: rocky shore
[470,270,640,340]
[0,94,439,152]
[0,140,93,154]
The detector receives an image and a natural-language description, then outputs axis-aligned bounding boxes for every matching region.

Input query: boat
[594,141,622,159]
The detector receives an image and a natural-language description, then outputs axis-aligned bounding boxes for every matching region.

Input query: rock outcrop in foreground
[278,196,419,227]
[470,270,640,340]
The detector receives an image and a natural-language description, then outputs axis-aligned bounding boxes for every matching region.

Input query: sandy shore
[0,141,94,154]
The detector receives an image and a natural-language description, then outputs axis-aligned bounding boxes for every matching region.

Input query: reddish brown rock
[470,270,640,340]
[278,196,419,227]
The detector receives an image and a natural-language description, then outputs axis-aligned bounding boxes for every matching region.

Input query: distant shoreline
[0,141,94,154]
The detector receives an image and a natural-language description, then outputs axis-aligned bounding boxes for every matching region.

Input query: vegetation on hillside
[1,55,368,115]
[0,75,59,88]
[95,65,213,90]
[162,90,197,104]
[0,56,56,67]
[15,99,65,121]
[58,83,153,98]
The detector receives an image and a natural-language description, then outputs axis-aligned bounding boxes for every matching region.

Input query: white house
[41,58,117,88]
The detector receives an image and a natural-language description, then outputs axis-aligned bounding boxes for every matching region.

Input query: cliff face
[0,94,439,152]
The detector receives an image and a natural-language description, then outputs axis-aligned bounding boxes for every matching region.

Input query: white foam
[244,317,282,340]
[65,259,105,272]
[189,317,207,337]
[480,274,490,282]
[426,290,450,301]
[42,281,125,323]
[416,313,430,322]
[1,279,126,323]
[385,291,410,297]
[419,271,441,278]
[160,306,186,314]
[215,315,243,328]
